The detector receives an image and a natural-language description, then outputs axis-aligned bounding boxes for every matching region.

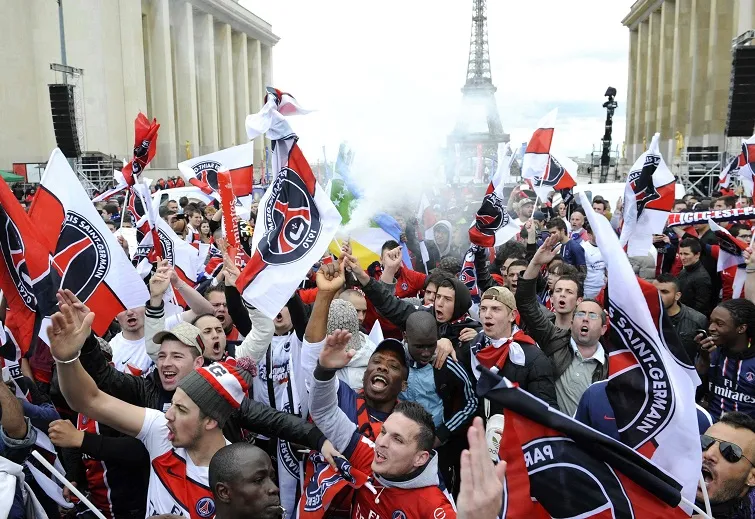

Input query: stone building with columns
[0,0,276,176]
[622,0,754,166]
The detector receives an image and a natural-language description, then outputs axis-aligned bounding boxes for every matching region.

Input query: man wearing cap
[459,286,558,410]
[400,311,477,496]
[513,198,534,227]
[48,297,340,518]
[51,289,331,453]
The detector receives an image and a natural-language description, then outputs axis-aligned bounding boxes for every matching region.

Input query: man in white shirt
[513,198,534,227]
[111,306,152,376]
[580,223,606,299]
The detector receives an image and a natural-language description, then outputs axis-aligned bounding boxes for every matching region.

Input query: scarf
[474,330,535,372]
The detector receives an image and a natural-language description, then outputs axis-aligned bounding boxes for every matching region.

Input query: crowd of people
[3,175,755,519]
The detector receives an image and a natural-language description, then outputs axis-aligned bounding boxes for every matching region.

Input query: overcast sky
[240,0,634,175]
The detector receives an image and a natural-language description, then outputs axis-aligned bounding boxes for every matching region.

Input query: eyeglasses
[701,434,755,467]
[574,311,601,320]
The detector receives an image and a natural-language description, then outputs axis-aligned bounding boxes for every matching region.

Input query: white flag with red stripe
[580,191,701,511]
[239,88,341,319]
[29,149,149,337]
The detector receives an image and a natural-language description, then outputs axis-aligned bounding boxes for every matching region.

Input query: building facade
[622,0,754,164]
[0,0,277,176]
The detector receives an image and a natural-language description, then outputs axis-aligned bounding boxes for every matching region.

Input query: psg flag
[620,133,676,256]
[478,369,689,519]
[581,192,701,510]
[240,88,341,319]
[0,179,56,356]
[28,149,149,337]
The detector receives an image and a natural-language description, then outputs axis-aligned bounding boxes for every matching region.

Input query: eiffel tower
[447,0,508,181]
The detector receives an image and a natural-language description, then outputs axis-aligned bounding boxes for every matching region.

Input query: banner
[0,180,55,356]
[581,192,701,509]
[239,88,341,318]
[480,370,688,519]
[29,149,149,337]
[620,133,676,256]
[218,169,249,267]
[666,206,755,227]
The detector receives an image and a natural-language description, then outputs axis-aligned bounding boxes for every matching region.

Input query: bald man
[209,443,283,519]
[339,289,367,327]
[399,311,477,496]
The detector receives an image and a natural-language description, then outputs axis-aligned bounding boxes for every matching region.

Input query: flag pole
[679,494,712,519]
[32,450,107,519]
[698,473,713,518]
[120,187,129,228]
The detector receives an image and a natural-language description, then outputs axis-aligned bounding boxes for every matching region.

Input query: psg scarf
[666,206,755,227]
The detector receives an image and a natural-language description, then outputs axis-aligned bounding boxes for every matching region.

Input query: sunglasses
[701,434,755,467]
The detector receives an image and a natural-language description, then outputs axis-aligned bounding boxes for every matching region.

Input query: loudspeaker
[48,84,81,158]
[726,46,755,138]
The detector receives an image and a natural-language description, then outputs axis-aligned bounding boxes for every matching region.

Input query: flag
[416,193,436,229]
[240,87,341,319]
[581,192,701,510]
[521,109,557,187]
[218,169,249,267]
[134,215,200,288]
[738,134,755,196]
[479,370,689,519]
[28,149,150,337]
[709,219,748,298]
[177,142,255,210]
[620,133,676,256]
[0,180,55,356]
[334,142,361,198]
[459,246,480,303]
[493,142,515,191]
[719,155,740,190]
[122,113,160,186]
[330,178,357,224]
[298,451,371,519]
[327,227,396,270]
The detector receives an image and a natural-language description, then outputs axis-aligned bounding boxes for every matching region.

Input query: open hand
[531,234,559,266]
[47,299,95,362]
[319,329,355,370]
[457,416,507,519]
[149,259,172,298]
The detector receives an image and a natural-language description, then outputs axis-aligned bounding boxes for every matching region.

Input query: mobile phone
[696,329,709,339]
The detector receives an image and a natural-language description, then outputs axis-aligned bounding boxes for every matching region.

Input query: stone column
[119,0,147,143]
[740,0,754,34]
[644,9,661,146]
[194,12,218,155]
[248,38,264,173]
[657,1,676,158]
[704,0,735,147]
[626,29,638,154]
[687,0,712,146]
[171,0,199,162]
[261,44,272,90]
[633,20,648,161]
[144,0,177,168]
[670,0,692,158]
[232,32,250,146]
[215,23,235,148]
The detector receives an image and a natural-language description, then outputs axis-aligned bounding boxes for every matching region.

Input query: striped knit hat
[177,362,250,427]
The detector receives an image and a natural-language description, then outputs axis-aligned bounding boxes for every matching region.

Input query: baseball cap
[519,198,535,207]
[177,362,251,427]
[532,210,547,222]
[372,339,409,374]
[152,322,204,357]
[481,286,516,311]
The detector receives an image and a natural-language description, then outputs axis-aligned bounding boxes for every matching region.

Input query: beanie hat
[177,362,250,427]
[327,299,364,351]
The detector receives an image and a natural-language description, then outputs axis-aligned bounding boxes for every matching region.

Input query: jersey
[581,241,606,299]
[708,349,755,421]
[137,408,229,518]
[110,333,153,376]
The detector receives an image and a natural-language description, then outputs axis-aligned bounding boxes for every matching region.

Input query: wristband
[747,266,755,274]
[52,350,81,364]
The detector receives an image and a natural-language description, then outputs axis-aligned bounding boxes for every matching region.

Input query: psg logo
[0,206,37,311]
[393,511,408,519]
[534,156,567,187]
[191,160,222,190]
[52,211,110,302]
[259,167,321,265]
[195,497,215,518]
[627,154,661,217]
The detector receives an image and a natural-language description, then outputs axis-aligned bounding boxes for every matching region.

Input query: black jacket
[458,331,559,413]
[677,260,713,316]
[669,303,708,362]
[361,277,481,351]
[515,276,608,383]
[52,333,325,448]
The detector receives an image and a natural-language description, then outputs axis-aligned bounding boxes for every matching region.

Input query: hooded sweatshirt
[307,365,456,519]
[429,220,454,257]
[436,277,481,350]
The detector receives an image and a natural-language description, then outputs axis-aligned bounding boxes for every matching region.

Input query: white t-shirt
[137,408,228,517]
[110,333,153,377]
[581,241,606,299]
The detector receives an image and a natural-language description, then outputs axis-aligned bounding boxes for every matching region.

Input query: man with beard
[209,443,284,519]
[698,299,755,421]
[517,236,608,415]
[653,273,707,362]
[344,254,481,352]
[308,328,456,519]
[697,412,755,518]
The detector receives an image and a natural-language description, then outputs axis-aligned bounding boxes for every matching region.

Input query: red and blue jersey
[708,349,755,421]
